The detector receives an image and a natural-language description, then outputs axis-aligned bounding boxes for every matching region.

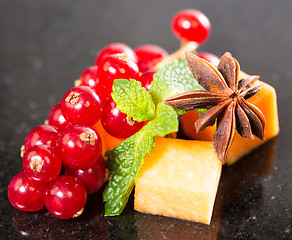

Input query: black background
[0,0,291,239]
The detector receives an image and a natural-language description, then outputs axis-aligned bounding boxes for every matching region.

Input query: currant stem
[153,41,198,69]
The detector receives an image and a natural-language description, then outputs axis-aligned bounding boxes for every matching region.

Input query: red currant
[48,102,70,131]
[58,125,102,169]
[97,53,140,100]
[65,158,106,195]
[196,52,220,66]
[61,86,102,126]
[101,97,146,139]
[78,66,110,105]
[171,9,211,44]
[22,145,62,183]
[8,172,46,212]
[44,175,87,219]
[95,42,137,66]
[134,44,168,72]
[24,124,59,153]
[79,65,99,90]
[139,69,156,91]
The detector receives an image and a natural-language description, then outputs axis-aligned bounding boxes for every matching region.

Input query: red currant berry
[139,69,156,91]
[44,175,87,219]
[58,125,102,169]
[79,65,99,90]
[24,125,59,153]
[61,86,102,126]
[48,102,70,131]
[8,172,46,212]
[101,97,146,139]
[171,9,211,44]
[65,158,106,194]
[134,44,168,72]
[78,66,109,105]
[95,42,137,66]
[196,52,220,66]
[22,145,62,183]
[97,53,140,100]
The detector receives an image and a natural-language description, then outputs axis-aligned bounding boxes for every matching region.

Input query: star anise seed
[164,52,265,164]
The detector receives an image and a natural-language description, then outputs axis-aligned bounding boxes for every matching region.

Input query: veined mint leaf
[112,79,156,122]
[103,103,178,216]
[149,59,204,106]
[144,103,179,137]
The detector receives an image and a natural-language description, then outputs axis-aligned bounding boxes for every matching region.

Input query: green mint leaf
[149,58,204,106]
[103,103,178,216]
[197,108,208,114]
[111,79,156,122]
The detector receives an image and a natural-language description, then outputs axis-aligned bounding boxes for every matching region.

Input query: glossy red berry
[22,145,62,183]
[44,175,87,219]
[171,9,211,44]
[79,65,99,90]
[24,125,59,152]
[139,69,156,91]
[196,52,220,66]
[8,172,46,212]
[134,44,168,72]
[101,97,146,139]
[78,66,110,105]
[48,102,70,131]
[61,86,102,126]
[58,125,102,169]
[97,53,140,100]
[65,158,106,194]
[95,42,137,66]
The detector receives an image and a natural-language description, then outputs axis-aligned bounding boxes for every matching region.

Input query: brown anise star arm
[217,52,240,92]
[163,90,228,110]
[238,98,265,140]
[186,52,232,95]
[195,98,231,132]
[235,101,254,139]
[238,75,260,92]
[239,83,262,100]
[213,101,236,164]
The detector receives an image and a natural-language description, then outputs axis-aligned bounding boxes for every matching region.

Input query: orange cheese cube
[181,81,279,165]
[134,137,222,224]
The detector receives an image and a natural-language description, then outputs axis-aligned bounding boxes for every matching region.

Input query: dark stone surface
[0,0,291,239]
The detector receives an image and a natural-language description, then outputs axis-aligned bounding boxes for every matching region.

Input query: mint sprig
[103,58,204,216]
[103,103,178,216]
[112,79,155,122]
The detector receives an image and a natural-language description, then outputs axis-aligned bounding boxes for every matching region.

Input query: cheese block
[135,137,222,224]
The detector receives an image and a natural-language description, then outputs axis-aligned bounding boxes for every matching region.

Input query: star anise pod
[164,52,265,164]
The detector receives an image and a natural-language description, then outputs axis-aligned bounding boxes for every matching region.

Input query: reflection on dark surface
[222,137,277,196]
[12,192,111,240]
[218,137,277,239]
[218,184,264,239]
[109,194,138,240]
[134,208,221,240]
[10,138,277,240]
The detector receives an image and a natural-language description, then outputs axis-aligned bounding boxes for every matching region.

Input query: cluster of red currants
[8,9,218,220]
[7,41,168,220]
